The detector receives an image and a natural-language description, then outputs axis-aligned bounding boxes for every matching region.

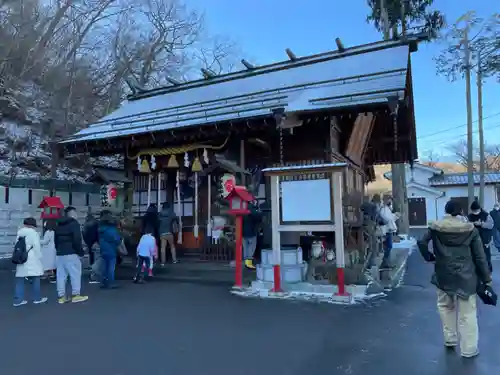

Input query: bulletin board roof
[262,163,347,176]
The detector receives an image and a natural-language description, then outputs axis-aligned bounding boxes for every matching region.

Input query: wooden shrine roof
[61,36,424,148]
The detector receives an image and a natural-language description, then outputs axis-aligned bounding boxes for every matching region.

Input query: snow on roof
[62,38,414,145]
[430,173,500,186]
[262,163,347,173]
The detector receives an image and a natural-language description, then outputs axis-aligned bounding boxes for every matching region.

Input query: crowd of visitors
[11,201,179,307]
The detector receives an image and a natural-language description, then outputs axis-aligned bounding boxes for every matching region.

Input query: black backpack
[11,236,32,265]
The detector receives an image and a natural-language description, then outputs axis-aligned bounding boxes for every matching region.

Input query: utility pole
[477,55,485,207]
[463,26,475,207]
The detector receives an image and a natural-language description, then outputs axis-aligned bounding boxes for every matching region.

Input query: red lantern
[38,196,64,219]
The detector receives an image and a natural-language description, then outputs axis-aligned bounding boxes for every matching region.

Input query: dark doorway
[408,197,427,226]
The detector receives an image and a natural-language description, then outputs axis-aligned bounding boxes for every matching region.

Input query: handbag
[477,283,497,306]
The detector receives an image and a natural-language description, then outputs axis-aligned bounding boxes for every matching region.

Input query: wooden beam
[345,113,375,166]
[285,48,297,61]
[166,76,181,85]
[201,68,216,79]
[335,37,345,52]
[241,59,255,70]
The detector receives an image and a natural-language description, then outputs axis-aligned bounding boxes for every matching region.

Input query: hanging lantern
[203,148,209,164]
[184,152,190,168]
[151,155,157,170]
[140,159,151,173]
[167,154,179,168]
[191,157,203,172]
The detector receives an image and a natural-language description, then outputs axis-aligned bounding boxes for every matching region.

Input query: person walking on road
[158,202,178,265]
[489,203,500,252]
[468,200,494,272]
[54,207,88,304]
[418,200,492,358]
[13,217,48,306]
[98,211,122,289]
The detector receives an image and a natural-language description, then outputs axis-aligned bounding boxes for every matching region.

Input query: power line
[417,111,500,140]
[420,121,500,148]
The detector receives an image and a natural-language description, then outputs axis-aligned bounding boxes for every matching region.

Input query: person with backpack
[12,217,48,306]
[417,200,493,358]
[54,206,88,304]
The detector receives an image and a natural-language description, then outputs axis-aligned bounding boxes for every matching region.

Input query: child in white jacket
[134,228,157,283]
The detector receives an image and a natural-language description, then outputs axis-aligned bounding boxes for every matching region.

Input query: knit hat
[470,200,481,211]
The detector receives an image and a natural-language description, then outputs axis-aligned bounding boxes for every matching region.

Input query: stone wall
[0,186,102,257]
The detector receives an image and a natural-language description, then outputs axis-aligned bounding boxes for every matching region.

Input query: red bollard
[234,215,243,288]
[335,267,349,296]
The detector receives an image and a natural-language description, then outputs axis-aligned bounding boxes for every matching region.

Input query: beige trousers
[160,233,176,263]
[436,289,478,356]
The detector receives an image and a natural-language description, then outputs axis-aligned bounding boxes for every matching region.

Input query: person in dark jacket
[489,203,500,251]
[82,213,98,267]
[98,211,122,289]
[468,200,494,272]
[242,202,262,270]
[418,200,492,358]
[142,204,159,238]
[54,206,88,304]
[158,202,178,265]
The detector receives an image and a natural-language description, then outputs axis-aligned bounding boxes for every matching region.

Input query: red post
[272,265,282,292]
[234,215,243,288]
[335,267,348,296]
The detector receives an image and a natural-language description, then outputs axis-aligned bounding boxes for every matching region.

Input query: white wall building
[385,163,500,228]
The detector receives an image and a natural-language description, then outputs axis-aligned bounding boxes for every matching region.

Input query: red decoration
[108,186,118,200]
[38,196,64,219]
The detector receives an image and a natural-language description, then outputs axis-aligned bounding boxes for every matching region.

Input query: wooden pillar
[123,156,134,214]
[239,139,246,186]
[332,170,348,296]
[270,174,282,292]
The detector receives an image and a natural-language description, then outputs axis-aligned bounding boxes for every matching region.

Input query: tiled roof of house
[429,172,500,186]
[61,37,418,145]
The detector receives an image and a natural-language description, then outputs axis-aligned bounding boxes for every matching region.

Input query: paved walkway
[1,254,499,375]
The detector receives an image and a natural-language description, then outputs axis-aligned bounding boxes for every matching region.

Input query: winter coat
[55,217,84,257]
[98,223,122,259]
[468,209,494,246]
[142,206,159,238]
[242,206,262,238]
[418,215,492,298]
[82,215,99,249]
[40,229,56,271]
[15,227,44,278]
[158,207,177,236]
[378,205,398,235]
[490,208,500,229]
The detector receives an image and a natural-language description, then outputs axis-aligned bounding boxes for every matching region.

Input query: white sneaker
[33,297,48,304]
[13,300,28,307]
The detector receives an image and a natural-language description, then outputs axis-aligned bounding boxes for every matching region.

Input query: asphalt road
[0,255,499,375]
